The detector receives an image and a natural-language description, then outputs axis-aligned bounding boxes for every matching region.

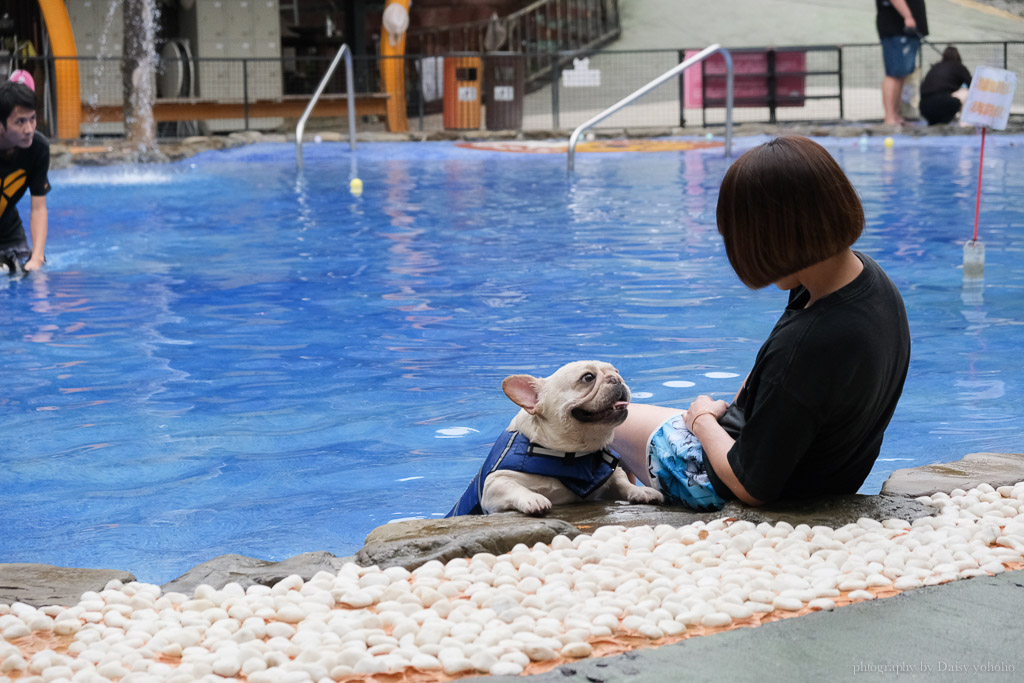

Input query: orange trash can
[443,53,483,130]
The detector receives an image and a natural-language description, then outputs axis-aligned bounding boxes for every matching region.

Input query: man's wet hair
[0,81,37,126]
[716,135,864,289]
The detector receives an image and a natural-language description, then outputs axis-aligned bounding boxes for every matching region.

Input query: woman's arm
[686,394,762,506]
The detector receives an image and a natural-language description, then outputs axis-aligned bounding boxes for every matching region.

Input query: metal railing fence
[17,40,1024,140]
[406,0,621,90]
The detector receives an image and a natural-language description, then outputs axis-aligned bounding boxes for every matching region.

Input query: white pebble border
[3,481,1024,683]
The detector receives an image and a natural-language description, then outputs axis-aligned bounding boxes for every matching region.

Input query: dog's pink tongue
[614,401,629,410]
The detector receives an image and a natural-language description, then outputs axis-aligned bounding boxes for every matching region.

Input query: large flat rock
[160,551,356,596]
[356,516,581,570]
[720,493,934,527]
[0,564,135,608]
[354,493,933,574]
[881,452,1024,498]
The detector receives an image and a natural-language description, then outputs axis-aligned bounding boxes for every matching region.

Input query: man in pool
[0,80,50,275]
[613,136,911,510]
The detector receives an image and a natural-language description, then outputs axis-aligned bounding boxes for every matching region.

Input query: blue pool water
[2,135,1022,585]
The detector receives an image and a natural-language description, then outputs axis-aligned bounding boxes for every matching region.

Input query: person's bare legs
[882,75,906,125]
[612,404,685,487]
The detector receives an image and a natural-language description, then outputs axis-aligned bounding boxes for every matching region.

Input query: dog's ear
[502,374,542,414]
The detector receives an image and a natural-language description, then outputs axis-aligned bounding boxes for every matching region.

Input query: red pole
[973,127,986,242]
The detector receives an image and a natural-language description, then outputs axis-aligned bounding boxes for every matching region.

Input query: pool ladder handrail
[296,43,357,168]
[568,44,734,172]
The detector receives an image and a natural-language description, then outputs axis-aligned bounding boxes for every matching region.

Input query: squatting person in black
[919,47,973,126]
[612,136,912,509]
[0,80,50,274]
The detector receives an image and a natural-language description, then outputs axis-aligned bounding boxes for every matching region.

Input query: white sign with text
[562,58,601,88]
[961,66,1017,130]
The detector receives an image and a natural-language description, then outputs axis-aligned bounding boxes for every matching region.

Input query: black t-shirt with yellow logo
[0,131,51,248]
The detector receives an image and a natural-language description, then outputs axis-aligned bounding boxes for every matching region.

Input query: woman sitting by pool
[613,136,911,509]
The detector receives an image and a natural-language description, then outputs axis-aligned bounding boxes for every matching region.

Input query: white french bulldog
[447,361,664,516]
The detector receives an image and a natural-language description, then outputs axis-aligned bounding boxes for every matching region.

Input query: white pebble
[27,616,54,632]
[1,655,27,673]
[847,590,876,601]
[1,623,30,640]
[410,653,442,670]
[211,656,241,678]
[95,661,129,679]
[636,623,664,640]
[490,660,524,676]
[337,591,374,608]
[440,655,474,674]
[837,578,868,592]
[561,642,593,658]
[745,601,774,614]
[772,597,803,612]
[893,576,923,590]
[700,612,732,628]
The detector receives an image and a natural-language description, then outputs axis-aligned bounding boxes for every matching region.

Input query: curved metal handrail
[296,43,357,168]
[568,44,734,172]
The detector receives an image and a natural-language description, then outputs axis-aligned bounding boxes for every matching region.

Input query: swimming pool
[2,135,1022,585]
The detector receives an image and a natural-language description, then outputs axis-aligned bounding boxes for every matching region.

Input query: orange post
[37,0,82,140]
[380,0,410,133]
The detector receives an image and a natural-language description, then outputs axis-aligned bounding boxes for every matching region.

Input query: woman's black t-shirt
[707,252,911,503]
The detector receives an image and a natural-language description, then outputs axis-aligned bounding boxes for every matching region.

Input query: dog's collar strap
[526,442,618,465]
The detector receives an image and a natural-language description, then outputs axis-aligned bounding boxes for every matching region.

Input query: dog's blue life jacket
[446,430,621,517]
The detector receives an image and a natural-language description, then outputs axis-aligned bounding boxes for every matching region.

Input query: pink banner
[684,50,806,108]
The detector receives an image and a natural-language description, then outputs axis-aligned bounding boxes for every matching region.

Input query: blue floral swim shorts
[647,413,727,511]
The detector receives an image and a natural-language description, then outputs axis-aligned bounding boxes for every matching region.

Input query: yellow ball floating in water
[884,136,894,148]
[350,178,363,196]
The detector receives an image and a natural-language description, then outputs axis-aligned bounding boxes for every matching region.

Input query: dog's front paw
[515,492,553,516]
[627,486,664,505]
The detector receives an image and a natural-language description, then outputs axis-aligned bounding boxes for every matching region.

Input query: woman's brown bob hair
[716,136,864,289]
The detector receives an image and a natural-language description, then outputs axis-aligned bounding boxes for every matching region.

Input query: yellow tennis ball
[350,178,363,196]
[884,137,894,148]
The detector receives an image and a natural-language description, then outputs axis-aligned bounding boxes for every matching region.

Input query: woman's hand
[685,395,729,432]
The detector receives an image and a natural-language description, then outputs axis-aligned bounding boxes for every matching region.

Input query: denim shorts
[881,35,920,78]
[646,413,727,511]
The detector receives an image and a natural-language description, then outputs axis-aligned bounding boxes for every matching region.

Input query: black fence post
[242,59,250,131]
[46,55,57,138]
[700,60,707,128]
[677,49,687,128]
[551,52,560,130]
[838,47,844,121]
[768,49,778,124]
[413,55,425,131]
